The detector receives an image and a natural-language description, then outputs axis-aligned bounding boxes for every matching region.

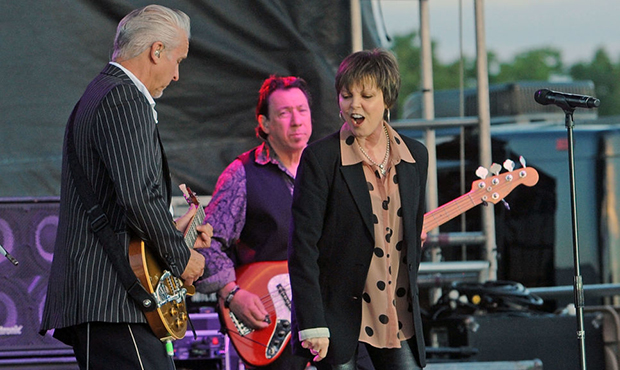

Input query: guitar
[423,164,539,233]
[221,163,539,366]
[128,184,204,341]
[219,261,291,367]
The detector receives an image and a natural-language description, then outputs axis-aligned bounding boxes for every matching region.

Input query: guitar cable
[188,314,197,340]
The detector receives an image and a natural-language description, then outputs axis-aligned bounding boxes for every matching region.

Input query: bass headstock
[470,157,539,206]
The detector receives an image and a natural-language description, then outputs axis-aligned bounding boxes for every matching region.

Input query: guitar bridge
[154,270,187,307]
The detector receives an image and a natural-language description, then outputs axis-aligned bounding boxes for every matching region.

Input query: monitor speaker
[0,198,72,355]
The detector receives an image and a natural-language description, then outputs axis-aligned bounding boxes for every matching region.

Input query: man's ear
[151,42,164,62]
[258,115,269,133]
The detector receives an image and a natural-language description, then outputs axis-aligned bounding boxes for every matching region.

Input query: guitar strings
[228,330,269,348]
[423,176,517,232]
[255,282,292,313]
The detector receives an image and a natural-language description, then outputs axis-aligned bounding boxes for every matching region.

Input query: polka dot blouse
[339,123,416,349]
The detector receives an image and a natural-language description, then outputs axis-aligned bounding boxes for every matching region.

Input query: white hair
[112,4,190,62]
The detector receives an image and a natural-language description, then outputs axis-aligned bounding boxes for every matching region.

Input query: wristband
[224,285,241,308]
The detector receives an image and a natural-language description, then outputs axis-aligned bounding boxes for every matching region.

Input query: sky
[377,0,620,65]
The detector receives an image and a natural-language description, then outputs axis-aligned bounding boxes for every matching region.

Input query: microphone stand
[560,102,587,370]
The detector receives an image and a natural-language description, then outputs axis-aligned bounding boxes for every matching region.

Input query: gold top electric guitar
[128,184,204,341]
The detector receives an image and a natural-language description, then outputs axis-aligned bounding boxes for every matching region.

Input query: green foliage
[390,31,620,117]
[492,48,563,83]
[570,48,620,116]
[391,33,421,116]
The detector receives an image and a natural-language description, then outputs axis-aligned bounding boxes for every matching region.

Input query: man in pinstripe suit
[39,5,210,370]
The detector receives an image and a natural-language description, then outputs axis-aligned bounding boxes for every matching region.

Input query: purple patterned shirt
[196,142,294,294]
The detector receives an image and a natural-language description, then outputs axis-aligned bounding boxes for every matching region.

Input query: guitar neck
[184,205,205,249]
[421,166,539,234]
[422,192,482,233]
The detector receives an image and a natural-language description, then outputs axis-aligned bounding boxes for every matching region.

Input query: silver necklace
[357,124,390,176]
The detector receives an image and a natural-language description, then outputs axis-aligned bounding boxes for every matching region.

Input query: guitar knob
[277,330,286,337]
[170,306,179,316]
[174,318,181,328]
[281,320,290,328]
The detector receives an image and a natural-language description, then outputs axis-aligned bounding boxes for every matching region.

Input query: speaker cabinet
[0,198,75,363]
[427,313,605,370]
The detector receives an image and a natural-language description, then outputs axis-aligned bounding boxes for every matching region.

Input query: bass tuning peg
[490,163,502,176]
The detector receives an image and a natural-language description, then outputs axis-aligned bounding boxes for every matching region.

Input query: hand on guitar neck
[220,282,270,330]
[175,203,213,286]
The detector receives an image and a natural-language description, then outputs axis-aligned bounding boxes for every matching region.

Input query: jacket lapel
[341,164,375,237]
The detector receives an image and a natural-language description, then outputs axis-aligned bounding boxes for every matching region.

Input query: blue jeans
[314,338,423,370]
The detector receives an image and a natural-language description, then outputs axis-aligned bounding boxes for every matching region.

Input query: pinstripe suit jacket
[40,64,191,332]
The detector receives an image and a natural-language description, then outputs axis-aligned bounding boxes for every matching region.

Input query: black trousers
[314,338,422,370]
[55,322,175,370]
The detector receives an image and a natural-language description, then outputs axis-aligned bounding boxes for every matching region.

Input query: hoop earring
[339,111,346,123]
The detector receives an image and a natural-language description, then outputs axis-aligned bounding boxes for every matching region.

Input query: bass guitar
[220,162,539,366]
[128,184,204,341]
[423,162,539,233]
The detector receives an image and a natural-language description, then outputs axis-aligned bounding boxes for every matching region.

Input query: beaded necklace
[357,124,390,176]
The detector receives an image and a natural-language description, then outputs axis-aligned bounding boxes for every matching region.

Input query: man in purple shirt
[197,75,312,370]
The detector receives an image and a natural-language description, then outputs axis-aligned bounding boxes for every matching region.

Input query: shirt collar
[109,62,158,123]
[255,142,296,178]
[340,122,416,167]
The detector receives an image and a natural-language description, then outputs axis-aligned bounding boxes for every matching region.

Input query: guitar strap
[65,101,157,312]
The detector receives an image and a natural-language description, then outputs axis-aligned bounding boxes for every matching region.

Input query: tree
[391,32,421,118]
[570,48,620,116]
[390,34,620,117]
[492,48,564,83]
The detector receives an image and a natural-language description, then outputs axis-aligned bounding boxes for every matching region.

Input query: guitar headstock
[179,184,200,207]
[470,161,539,205]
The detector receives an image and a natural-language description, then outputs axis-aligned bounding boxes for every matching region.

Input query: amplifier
[174,313,225,361]
[173,312,243,370]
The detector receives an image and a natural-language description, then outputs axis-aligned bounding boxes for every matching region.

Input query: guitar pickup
[229,311,253,336]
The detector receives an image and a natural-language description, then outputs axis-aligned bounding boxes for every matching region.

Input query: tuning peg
[503,159,515,172]
[475,166,488,179]
[490,163,502,176]
[519,156,527,168]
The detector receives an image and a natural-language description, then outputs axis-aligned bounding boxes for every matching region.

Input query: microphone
[0,244,19,266]
[534,89,600,109]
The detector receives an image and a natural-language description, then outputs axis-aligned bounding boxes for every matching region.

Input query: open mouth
[351,113,365,125]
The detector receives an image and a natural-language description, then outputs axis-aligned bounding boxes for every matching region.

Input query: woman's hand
[301,337,329,362]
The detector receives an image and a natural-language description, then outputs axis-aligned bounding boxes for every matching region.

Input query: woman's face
[338,80,386,139]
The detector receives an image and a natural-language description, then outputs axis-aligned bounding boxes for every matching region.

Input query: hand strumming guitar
[219,282,270,330]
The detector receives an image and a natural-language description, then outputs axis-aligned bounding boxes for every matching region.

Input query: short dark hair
[255,75,311,140]
[335,49,400,110]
